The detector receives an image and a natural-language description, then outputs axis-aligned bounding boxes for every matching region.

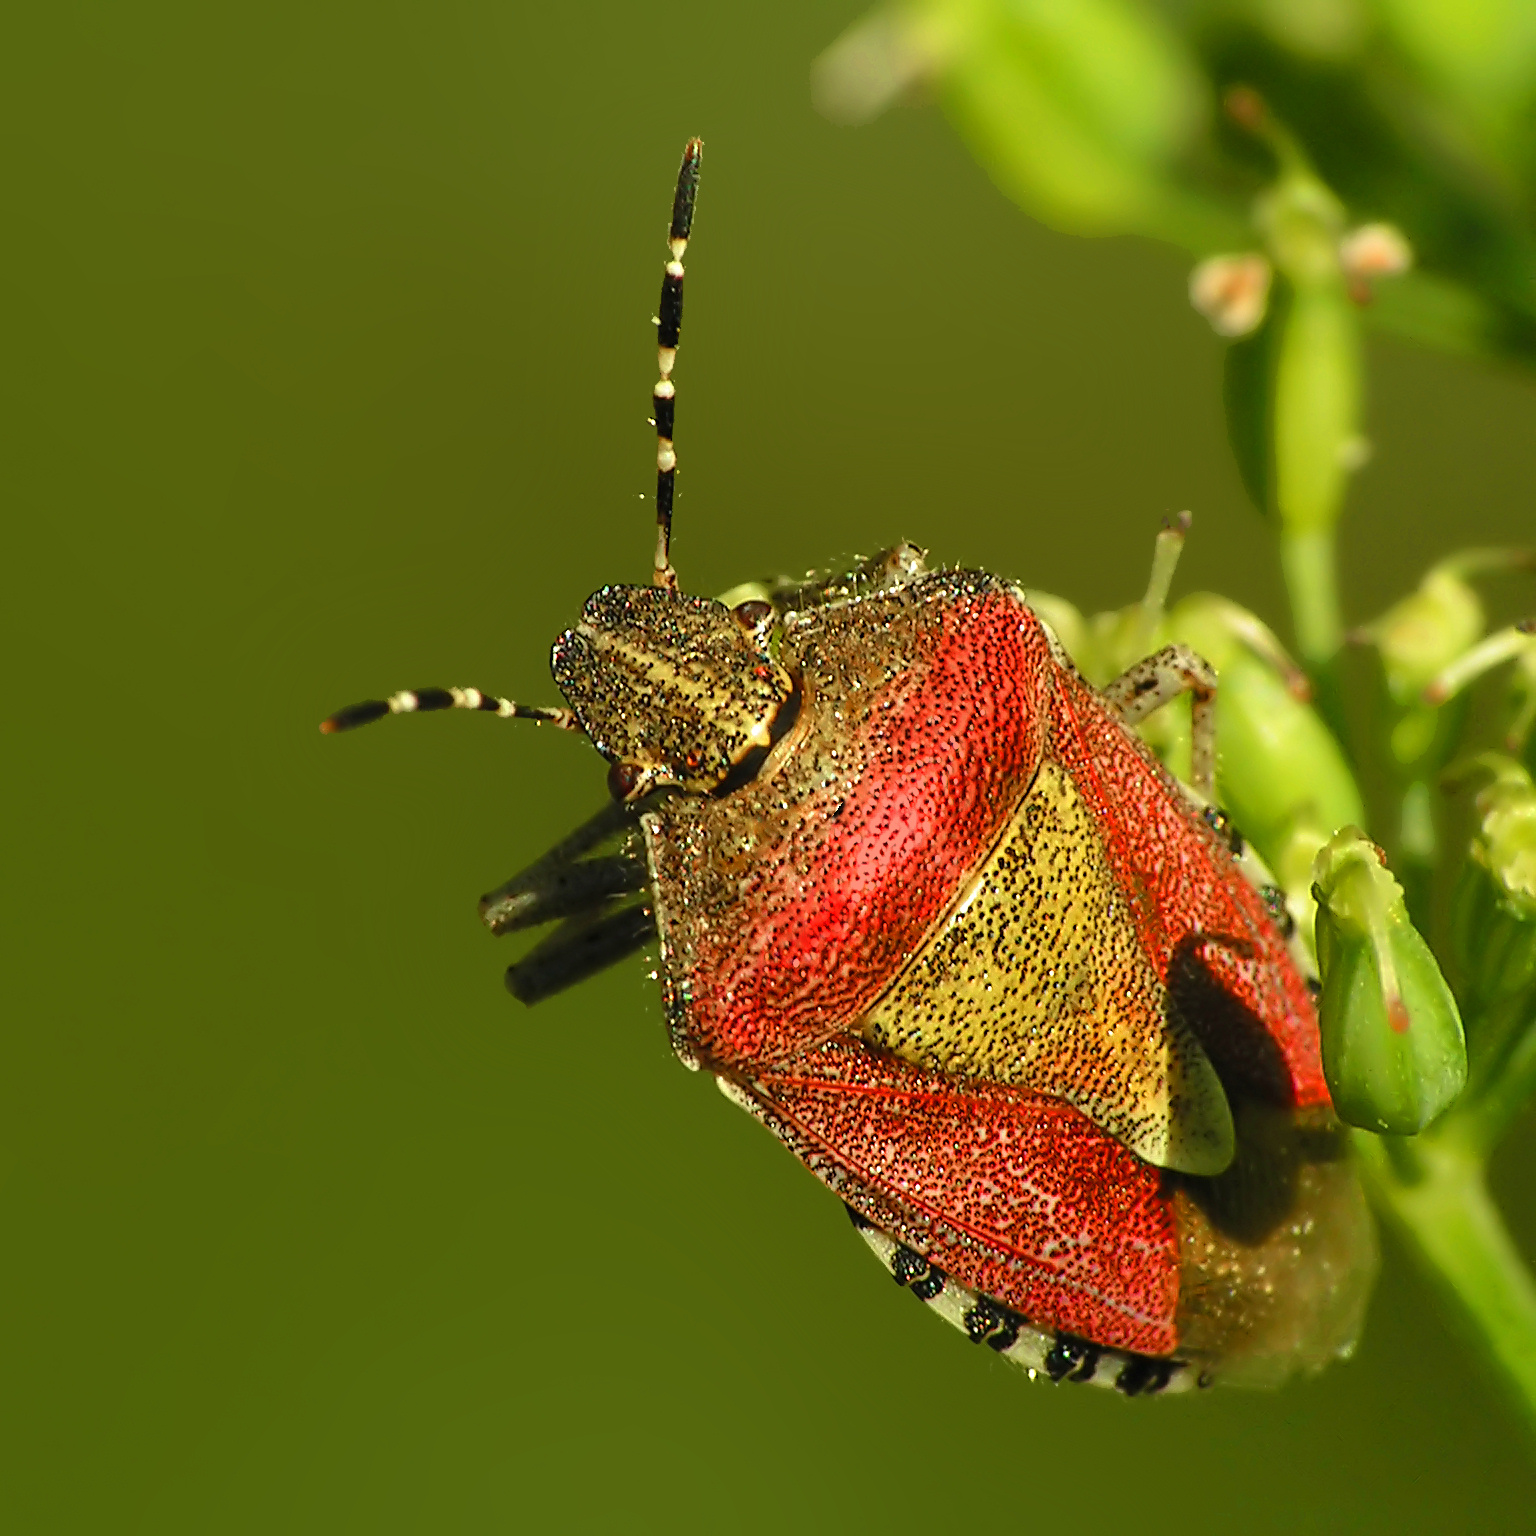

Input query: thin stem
[1280,522,1351,752]
[1280,524,1343,668]
[1355,1130,1536,1439]
[1461,1017,1536,1160]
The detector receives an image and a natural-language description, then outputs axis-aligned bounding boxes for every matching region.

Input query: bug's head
[552,585,795,804]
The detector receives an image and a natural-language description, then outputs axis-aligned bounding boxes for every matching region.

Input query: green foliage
[936,0,1206,235]
[821,0,1536,1441]
[818,0,1536,367]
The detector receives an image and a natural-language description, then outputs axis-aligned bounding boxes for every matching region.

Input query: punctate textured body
[322,140,1376,1398]
[640,568,1371,1388]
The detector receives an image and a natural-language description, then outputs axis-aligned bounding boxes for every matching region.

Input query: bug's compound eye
[732,598,776,635]
[607,760,647,803]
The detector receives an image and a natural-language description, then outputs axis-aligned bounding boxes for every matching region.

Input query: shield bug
[323,140,1376,1394]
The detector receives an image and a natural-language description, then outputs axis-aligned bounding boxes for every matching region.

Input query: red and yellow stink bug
[323,141,1375,1395]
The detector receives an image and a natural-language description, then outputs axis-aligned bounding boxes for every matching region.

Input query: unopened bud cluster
[1449,759,1536,1043]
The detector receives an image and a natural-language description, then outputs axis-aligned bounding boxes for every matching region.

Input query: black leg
[480,848,648,935]
[478,801,636,927]
[505,900,656,1005]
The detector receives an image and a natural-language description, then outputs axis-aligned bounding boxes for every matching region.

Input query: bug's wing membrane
[1173,1102,1379,1384]
[724,1038,1182,1358]
[862,760,1235,1176]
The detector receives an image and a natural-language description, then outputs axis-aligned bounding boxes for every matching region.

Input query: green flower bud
[1445,758,1536,1148]
[1360,552,1527,778]
[1239,106,1360,545]
[1313,828,1467,1134]
[1449,757,1536,1017]
[1271,283,1361,541]
[1471,758,1536,914]
[1365,558,1486,706]
[1422,618,1536,764]
[1169,594,1364,872]
[1221,91,1364,668]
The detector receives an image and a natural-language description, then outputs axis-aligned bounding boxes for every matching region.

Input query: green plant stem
[1280,522,1351,749]
[1463,1021,1536,1160]
[1356,1129,1536,1438]
[1280,524,1342,668]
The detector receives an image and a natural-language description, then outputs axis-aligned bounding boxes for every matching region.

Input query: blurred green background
[7,2,1536,1530]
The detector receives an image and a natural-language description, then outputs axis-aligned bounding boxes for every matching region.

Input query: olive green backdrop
[8,3,1536,1531]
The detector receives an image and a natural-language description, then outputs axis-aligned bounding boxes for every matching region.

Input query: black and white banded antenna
[319,140,704,738]
[320,687,577,736]
[651,137,702,594]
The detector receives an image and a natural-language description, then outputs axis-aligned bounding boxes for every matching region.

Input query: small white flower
[1189,253,1273,338]
[1340,223,1413,280]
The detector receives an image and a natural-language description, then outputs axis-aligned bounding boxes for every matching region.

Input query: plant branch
[1355,1130,1536,1439]
[1462,1021,1536,1161]
[1280,524,1343,668]
[1279,523,1352,750]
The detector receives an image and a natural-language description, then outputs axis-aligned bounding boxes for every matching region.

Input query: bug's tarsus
[504,899,656,1005]
[319,687,579,736]
[652,137,703,595]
